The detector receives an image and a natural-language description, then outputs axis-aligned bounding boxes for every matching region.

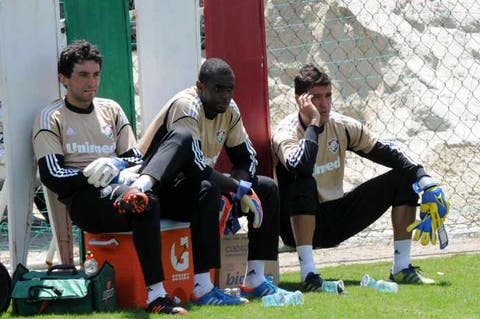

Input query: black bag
[11,262,115,316]
[0,262,11,314]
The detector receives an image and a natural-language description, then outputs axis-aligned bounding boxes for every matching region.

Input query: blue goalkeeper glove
[407,214,437,245]
[412,176,450,230]
[419,186,449,230]
[232,180,263,229]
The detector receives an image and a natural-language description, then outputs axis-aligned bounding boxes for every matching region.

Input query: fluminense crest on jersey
[216,129,226,144]
[102,124,114,140]
[327,138,339,153]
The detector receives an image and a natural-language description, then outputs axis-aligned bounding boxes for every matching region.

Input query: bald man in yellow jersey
[136,58,282,305]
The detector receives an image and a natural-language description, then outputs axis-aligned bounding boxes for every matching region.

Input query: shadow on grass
[437,280,451,286]
[278,281,304,291]
[342,279,360,286]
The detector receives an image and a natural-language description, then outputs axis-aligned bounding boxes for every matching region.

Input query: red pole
[204,0,273,177]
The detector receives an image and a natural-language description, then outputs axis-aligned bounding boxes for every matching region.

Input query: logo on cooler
[170,236,189,272]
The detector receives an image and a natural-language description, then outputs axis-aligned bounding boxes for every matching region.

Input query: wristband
[235,180,252,199]
[412,176,438,194]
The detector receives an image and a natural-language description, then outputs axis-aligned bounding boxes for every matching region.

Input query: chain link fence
[265,0,480,242]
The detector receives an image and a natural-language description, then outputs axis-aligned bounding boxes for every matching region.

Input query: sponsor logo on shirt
[327,138,339,153]
[65,142,115,154]
[216,130,226,144]
[66,127,75,136]
[313,157,340,175]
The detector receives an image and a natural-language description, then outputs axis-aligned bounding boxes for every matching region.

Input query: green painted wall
[63,0,136,131]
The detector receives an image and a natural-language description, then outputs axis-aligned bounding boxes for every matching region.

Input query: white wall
[135,0,201,133]
[0,0,61,270]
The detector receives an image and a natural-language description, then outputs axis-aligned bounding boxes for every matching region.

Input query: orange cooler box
[84,220,193,308]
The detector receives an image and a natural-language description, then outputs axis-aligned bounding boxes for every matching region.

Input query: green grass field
[4,253,479,318]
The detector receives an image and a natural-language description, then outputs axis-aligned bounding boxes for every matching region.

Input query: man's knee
[291,175,318,215]
[144,193,160,216]
[293,174,316,190]
[256,175,279,199]
[199,180,221,212]
[169,127,194,148]
[388,170,419,206]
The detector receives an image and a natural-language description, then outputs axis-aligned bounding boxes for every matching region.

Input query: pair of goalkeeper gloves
[218,180,263,236]
[407,176,450,246]
[83,157,139,188]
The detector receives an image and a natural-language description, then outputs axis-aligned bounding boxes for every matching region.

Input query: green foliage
[4,253,479,318]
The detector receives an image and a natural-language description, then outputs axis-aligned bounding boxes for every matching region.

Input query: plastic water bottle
[360,274,398,293]
[262,289,304,307]
[84,250,98,276]
[321,279,345,294]
[360,274,377,288]
[375,280,399,293]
